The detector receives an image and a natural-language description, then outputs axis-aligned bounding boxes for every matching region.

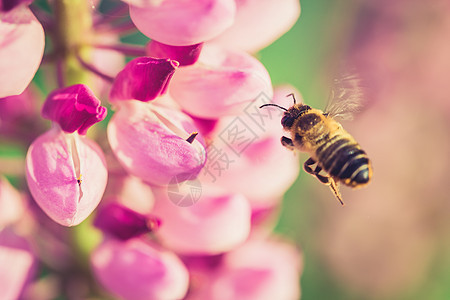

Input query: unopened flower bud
[109,57,179,102]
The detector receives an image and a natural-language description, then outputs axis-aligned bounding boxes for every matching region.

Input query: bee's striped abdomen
[316,135,371,187]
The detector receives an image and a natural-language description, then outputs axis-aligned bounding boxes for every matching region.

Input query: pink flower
[0,229,37,300]
[206,238,302,300]
[110,57,179,102]
[91,237,189,300]
[107,100,206,186]
[103,174,155,215]
[186,238,302,300]
[128,0,236,46]
[0,1,44,97]
[26,85,107,226]
[151,186,251,255]
[213,0,301,52]
[200,135,299,199]
[169,44,273,119]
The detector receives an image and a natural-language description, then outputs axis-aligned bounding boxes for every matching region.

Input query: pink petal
[0,4,44,97]
[0,177,26,228]
[103,174,155,214]
[213,0,301,52]
[129,0,236,46]
[107,101,206,186]
[91,238,189,300]
[26,128,107,226]
[0,229,36,300]
[203,238,302,300]
[42,84,107,135]
[170,44,273,119]
[152,186,251,255]
[199,134,299,199]
[146,40,203,66]
[120,0,165,7]
[110,57,179,102]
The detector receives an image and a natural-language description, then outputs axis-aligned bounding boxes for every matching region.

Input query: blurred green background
[261,1,450,300]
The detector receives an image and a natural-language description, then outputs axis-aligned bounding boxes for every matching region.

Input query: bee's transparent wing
[324,73,364,120]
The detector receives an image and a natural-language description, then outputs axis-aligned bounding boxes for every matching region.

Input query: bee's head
[259,94,311,130]
[281,104,311,129]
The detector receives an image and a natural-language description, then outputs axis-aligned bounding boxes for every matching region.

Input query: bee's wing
[324,73,364,120]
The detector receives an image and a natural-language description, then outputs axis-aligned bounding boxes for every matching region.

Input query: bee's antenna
[259,104,288,111]
[286,93,296,104]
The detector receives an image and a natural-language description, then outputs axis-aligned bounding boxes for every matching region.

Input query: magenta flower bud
[129,0,236,46]
[147,41,203,66]
[201,238,302,300]
[26,128,107,226]
[42,84,107,135]
[170,44,273,119]
[0,2,45,97]
[94,202,160,240]
[0,0,31,12]
[0,229,37,300]
[109,57,179,102]
[91,237,189,300]
[213,0,301,52]
[152,186,251,255]
[107,101,206,186]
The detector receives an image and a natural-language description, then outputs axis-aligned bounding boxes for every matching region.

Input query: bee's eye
[281,115,295,128]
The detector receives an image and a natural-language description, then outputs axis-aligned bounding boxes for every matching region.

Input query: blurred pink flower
[198,129,299,200]
[0,177,26,228]
[0,1,44,97]
[170,44,273,119]
[213,0,301,52]
[103,174,155,214]
[0,229,37,300]
[152,186,251,255]
[91,237,189,300]
[107,100,206,186]
[0,88,37,124]
[26,85,107,226]
[128,0,236,46]
[187,238,302,300]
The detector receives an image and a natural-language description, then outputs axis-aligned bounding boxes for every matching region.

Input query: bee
[260,77,372,205]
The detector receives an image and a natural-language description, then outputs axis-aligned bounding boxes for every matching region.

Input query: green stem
[53,0,93,86]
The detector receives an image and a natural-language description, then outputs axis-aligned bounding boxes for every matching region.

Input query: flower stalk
[53,0,93,86]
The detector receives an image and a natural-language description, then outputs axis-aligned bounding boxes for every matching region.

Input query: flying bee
[260,77,372,205]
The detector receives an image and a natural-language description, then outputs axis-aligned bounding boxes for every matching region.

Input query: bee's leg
[307,163,344,205]
[312,165,330,184]
[303,157,316,174]
[281,136,295,151]
[328,177,344,206]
